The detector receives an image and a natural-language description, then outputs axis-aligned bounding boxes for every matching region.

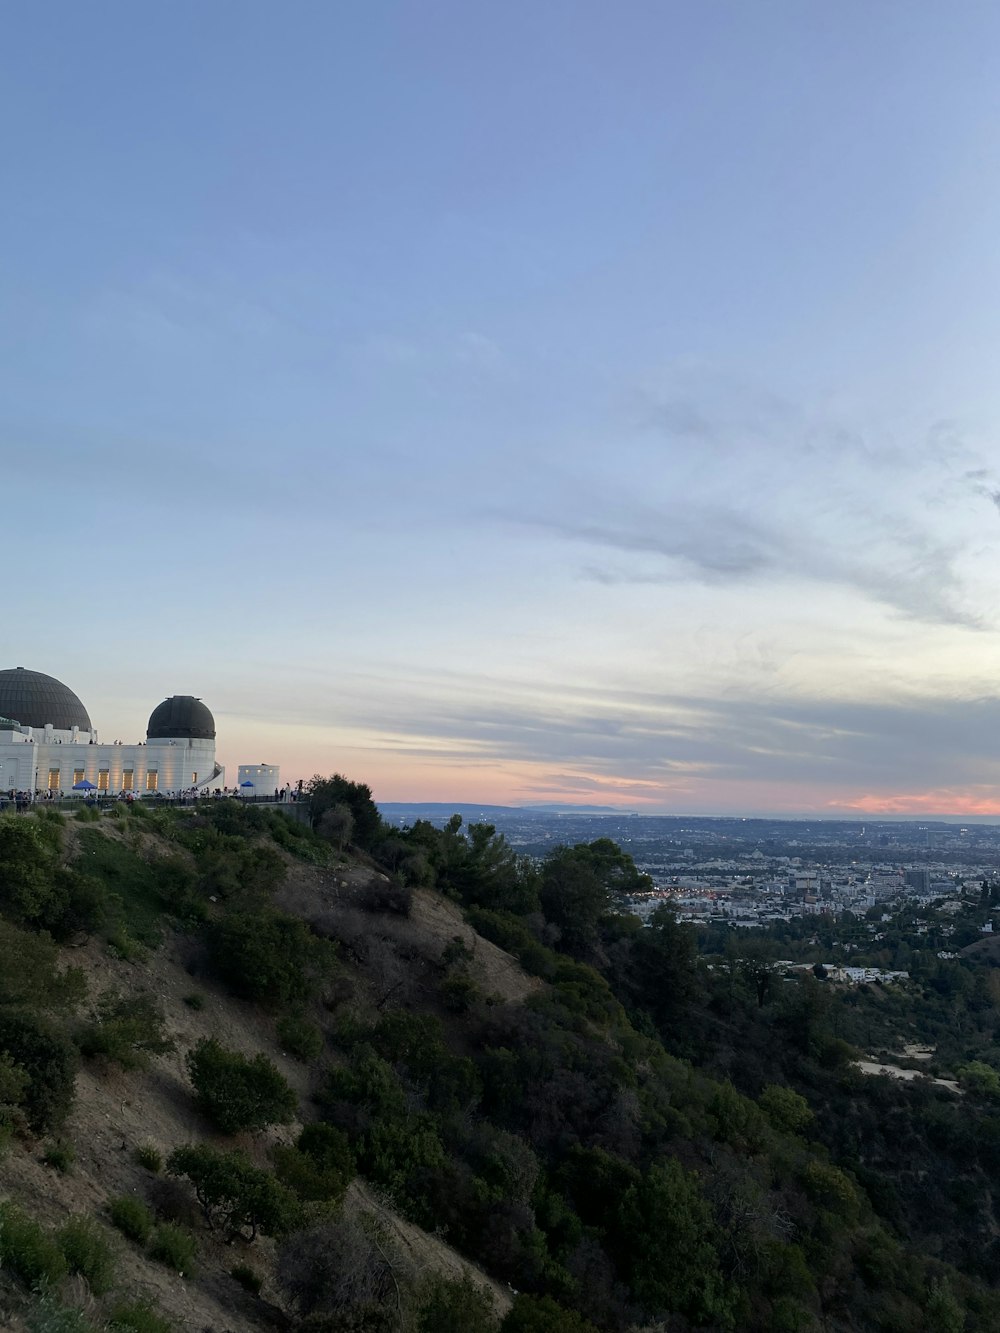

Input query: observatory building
[0,667,225,796]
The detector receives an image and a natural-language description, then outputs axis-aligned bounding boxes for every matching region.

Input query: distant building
[238,763,281,795]
[0,666,223,796]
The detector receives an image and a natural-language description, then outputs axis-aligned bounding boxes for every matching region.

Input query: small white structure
[0,667,224,797]
[238,763,281,797]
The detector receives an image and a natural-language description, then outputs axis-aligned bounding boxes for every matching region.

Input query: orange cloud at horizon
[839,789,1000,816]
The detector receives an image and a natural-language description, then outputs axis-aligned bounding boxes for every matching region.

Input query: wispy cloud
[488,367,999,630]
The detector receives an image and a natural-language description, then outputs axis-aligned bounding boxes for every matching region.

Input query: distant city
[380,804,1000,934]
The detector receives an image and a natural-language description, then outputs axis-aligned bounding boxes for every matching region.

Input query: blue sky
[6,2,1000,813]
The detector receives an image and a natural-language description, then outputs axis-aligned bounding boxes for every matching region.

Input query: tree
[308,775,384,851]
[186,1038,297,1133]
[168,1144,301,1240]
[319,803,354,852]
[618,1159,732,1325]
[540,847,607,957]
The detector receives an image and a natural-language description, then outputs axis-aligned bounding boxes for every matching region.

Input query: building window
[73,768,84,786]
[146,771,158,791]
[191,772,198,784]
[122,770,134,792]
[48,769,60,791]
[98,770,110,791]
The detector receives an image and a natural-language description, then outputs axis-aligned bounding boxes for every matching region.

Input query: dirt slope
[0,865,516,1331]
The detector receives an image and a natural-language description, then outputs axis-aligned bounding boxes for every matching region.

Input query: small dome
[146,696,215,741]
[0,667,92,731]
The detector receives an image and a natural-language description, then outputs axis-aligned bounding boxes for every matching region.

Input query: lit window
[48,769,60,791]
[122,770,134,792]
[98,770,110,791]
[73,769,84,786]
[191,772,198,784]
[146,771,158,791]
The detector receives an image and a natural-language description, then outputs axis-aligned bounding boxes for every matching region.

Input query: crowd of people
[1,783,304,811]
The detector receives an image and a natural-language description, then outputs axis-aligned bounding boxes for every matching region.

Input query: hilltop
[0,782,998,1332]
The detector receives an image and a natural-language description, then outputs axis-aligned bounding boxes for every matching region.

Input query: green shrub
[760,1084,814,1135]
[500,1294,598,1332]
[186,1037,297,1134]
[208,909,332,1009]
[75,805,101,822]
[0,1199,68,1285]
[107,928,145,961]
[134,1142,163,1172]
[77,990,173,1070]
[272,1124,355,1205]
[182,992,205,1011]
[108,1194,154,1245]
[277,1014,324,1062]
[22,1287,98,1333]
[0,1010,79,1132]
[0,918,87,1012]
[42,1138,75,1172]
[416,1273,496,1332]
[231,1262,263,1294]
[440,969,480,1013]
[799,1160,861,1220]
[168,1143,301,1240]
[107,1299,174,1333]
[56,1214,117,1294]
[148,1221,197,1273]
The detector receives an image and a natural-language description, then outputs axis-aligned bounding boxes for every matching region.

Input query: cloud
[259,661,1000,803]
[488,368,999,629]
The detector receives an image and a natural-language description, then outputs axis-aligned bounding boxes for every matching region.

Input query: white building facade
[0,667,224,797]
[237,763,281,796]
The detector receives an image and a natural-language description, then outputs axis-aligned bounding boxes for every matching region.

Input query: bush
[272,1124,355,1205]
[0,1008,79,1132]
[168,1143,301,1240]
[108,1194,154,1245]
[440,969,480,1013]
[21,1287,97,1333]
[799,1161,860,1220]
[134,1142,163,1172]
[106,1300,173,1333]
[759,1084,814,1135]
[231,1262,263,1294]
[501,1294,599,1332]
[364,877,413,916]
[42,1138,75,1173]
[0,1199,67,1285]
[277,1013,324,1062]
[77,990,173,1070]
[182,992,205,1010]
[416,1273,496,1332]
[208,910,333,1009]
[56,1215,117,1294]
[186,1038,297,1134]
[148,1221,197,1273]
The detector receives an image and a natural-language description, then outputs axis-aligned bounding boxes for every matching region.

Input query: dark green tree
[168,1143,301,1240]
[308,775,383,851]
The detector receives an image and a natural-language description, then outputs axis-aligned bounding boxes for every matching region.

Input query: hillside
[0,788,998,1332]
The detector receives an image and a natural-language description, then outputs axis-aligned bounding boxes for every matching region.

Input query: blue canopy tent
[72,780,97,791]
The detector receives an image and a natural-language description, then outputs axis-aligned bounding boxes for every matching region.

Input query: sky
[5,2,1000,815]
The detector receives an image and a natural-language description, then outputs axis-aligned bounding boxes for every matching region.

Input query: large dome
[146,696,215,741]
[0,667,92,731]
